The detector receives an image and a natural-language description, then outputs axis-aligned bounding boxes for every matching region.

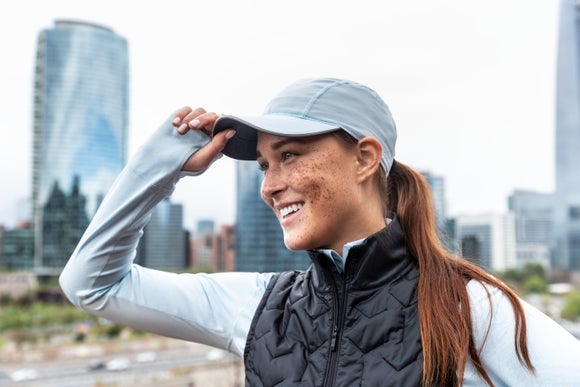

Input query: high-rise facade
[455,213,517,272]
[32,20,128,274]
[508,190,554,269]
[420,171,447,233]
[554,1,580,270]
[135,199,188,270]
[235,161,309,272]
[1,224,34,271]
[508,191,554,246]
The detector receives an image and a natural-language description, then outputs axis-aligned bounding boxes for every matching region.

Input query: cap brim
[213,114,340,160]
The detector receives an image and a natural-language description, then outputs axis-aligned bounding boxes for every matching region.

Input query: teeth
[280,203,303,217]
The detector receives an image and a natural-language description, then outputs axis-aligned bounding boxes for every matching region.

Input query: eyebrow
[256,137,309,158]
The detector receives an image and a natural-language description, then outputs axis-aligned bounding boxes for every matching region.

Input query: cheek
[292,157,343,209]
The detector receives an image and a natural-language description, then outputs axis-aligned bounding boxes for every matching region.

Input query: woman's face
[257,131,383,254]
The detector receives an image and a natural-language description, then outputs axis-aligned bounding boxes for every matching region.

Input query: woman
[60,78,580,386]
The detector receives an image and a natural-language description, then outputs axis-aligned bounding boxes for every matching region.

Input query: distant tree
[0,293,12,306]
[523,274,548,294]
[560,291,580,321]
[521,263,545,281]
[497,263,547,294]
[501,268,523,283]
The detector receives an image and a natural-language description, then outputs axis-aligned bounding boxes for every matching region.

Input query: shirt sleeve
[464,280,580,386]
[59,113,274,357]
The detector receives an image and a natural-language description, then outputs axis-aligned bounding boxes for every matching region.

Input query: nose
[260,168,286,202]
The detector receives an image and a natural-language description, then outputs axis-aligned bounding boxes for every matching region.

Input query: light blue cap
[213,77,397,174]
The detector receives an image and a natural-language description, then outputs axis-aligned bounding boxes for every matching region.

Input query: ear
[355,137,382,183]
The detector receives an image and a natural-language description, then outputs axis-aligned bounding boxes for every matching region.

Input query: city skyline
[0,0,561,232]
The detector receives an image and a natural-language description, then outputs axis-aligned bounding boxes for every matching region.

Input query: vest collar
[307,213,417,291]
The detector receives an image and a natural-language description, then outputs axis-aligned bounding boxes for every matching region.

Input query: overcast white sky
[0,0,562,230]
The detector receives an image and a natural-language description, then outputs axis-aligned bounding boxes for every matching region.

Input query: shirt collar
[315,218,392,273]
[316,238,366,273]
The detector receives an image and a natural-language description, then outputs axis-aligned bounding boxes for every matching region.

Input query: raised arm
[59,109,273,355]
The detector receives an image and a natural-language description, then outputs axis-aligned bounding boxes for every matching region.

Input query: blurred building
[554,0,580,270]
[135,199,189,270]
[420,171,448,233]
[191,220,215,269]
[191,221,236,272]
[234,161,309,272]
[197,220,215,236]
[455,213,517,272]
[217,224,236,272]
[0,272,38,299]
[508,190,554,269]
[0,222,34,271]
[32,20,128,274]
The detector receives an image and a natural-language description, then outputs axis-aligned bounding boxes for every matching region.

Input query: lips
[280,203,304,218]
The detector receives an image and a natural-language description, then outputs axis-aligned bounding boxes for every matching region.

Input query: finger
[176,107,206,135]
[182,129,236,171]
[187,111,218,137]
[179,110,218,137]
[172,106,192,127]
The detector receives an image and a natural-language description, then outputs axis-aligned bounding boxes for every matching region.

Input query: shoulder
[465,279,580,385]
[465,280,509,342]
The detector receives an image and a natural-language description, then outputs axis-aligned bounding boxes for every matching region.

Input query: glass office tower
[420,171,447,233]
[32,20,128,273]
[554,1,580,270]
[135,199,187,270]
[235,161,309,272]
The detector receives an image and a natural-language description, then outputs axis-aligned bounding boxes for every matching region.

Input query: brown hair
[381,161,534,386]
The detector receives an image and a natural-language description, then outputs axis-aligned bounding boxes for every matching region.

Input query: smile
[280,203,304,218]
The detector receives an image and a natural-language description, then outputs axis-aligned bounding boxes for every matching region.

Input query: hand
[172,107,235,172]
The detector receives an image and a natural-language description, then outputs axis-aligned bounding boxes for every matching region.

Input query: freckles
[316,156,343,202]
[295,150,345,210]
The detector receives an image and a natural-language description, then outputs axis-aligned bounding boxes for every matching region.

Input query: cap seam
[301,79,348,118]
[266,112,344,130]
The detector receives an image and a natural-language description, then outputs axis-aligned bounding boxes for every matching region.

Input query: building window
[569,206,580,221]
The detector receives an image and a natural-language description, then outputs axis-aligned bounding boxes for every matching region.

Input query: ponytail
[382,161,534,386]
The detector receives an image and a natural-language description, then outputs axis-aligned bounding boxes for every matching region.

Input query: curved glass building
[554,1,580,270]
[32,20,128,273]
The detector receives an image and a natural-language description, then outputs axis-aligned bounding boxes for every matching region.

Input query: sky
[0,0,562,231]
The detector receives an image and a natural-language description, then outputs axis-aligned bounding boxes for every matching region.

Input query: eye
[257,161,268,172]
[282,151,296,161]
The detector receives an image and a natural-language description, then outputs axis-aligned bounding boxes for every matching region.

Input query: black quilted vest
[244,216,423,386]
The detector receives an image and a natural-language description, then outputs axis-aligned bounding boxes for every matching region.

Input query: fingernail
[177,123,188,134]
[189,119,200,128]
[172,117,181,125]
[225,129,236,139]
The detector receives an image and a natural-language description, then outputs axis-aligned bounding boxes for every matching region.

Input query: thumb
[182,129,236,171]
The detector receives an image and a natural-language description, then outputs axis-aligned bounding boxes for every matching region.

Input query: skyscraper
[135,199,188,270]
[420,171,447,233]
[235,161,309,272]
[509,191,554,246]
[508,190,554,269]
[455,213,517,272]
[554,1,580,270]
[32,20,128,274]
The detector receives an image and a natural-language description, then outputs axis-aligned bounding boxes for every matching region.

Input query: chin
[283,236,312,252]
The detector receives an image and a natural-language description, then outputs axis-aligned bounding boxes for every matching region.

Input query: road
[0,339,243,386]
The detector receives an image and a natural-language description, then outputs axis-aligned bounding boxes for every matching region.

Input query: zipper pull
[330,325,338,352]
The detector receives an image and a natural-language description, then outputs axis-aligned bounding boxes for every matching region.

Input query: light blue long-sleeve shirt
[60,114,580,386]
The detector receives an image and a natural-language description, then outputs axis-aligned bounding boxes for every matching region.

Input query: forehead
[256,131,285,145]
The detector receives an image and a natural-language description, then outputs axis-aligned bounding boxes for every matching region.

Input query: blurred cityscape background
[0,0,579,386]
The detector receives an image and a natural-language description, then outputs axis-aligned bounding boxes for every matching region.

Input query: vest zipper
[324,272,348,386]
[330,324,339,351]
